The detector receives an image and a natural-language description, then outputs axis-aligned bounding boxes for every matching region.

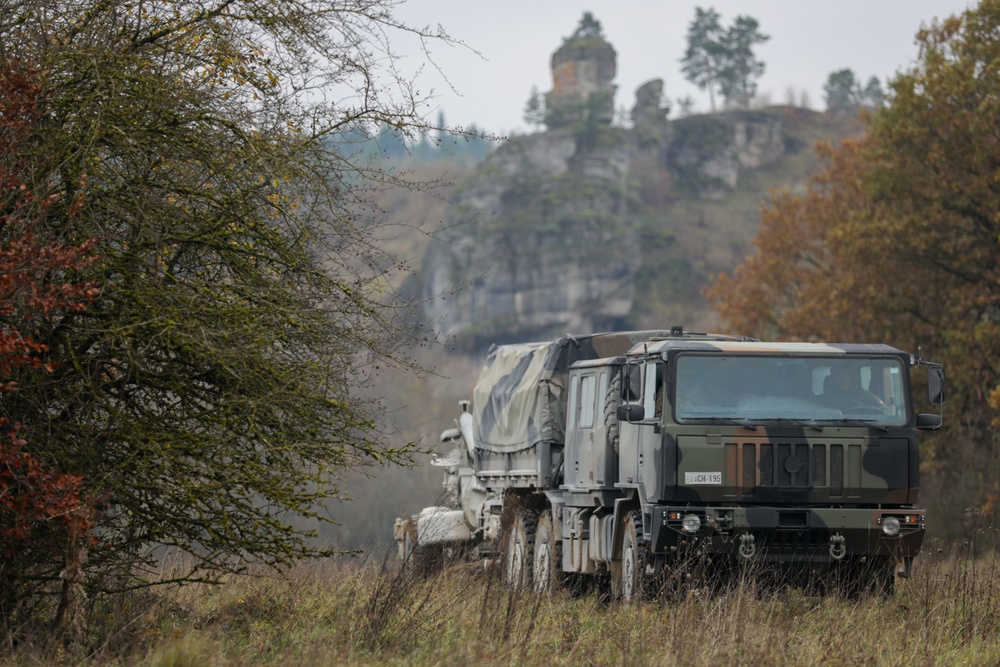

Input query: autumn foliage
[709,0,1000,532]
[0,64,99,627]
[1,215,98,551]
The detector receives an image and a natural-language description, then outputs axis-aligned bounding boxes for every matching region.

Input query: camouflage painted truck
[394,327,945,598]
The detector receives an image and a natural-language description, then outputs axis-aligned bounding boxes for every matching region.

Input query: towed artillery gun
[394,328,945,598]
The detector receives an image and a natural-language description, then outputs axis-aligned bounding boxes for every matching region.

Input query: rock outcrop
[668,112,786,197]
[421,32,805,345]
[423,127,636,344]
[631,79,670,129]
[546,36,617,129]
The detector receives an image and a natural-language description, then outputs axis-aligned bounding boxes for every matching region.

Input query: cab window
[567,375,579,430]
[579,374,596,428]
[643,362,664,418]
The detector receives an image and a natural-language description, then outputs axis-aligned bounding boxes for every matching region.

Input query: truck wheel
[533,513,562,594]
[605,374,621,454]
[504,510,537,590]
[618,511,648,603]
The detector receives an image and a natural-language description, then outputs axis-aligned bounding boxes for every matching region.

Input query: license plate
[685,471,722,485]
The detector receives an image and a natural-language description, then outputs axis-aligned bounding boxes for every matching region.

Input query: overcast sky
[391,0,976,136]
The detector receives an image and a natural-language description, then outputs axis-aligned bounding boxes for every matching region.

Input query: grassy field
[4,535,1000,667]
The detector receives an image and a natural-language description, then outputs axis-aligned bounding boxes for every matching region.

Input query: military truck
[394,327,945,598]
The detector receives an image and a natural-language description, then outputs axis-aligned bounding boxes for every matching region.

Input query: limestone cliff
[423,127,636,344]
[421,33,855,347]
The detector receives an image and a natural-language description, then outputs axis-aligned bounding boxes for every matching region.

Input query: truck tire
[532,512,562,594]
[504,510,537,590]
[605,373,622,454]
[617,511,649,603]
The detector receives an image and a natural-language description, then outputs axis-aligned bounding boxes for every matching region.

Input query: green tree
[436,111,448,149]
[567,11,604,41]
[680,7,725,112]
[710,0,1000,534]
[823,68,860,113]
[717,16,769,108]
[860,76,885,108]
[0,0,462,626]
[376,123,408,159]
[824,69,885,114]
[523,86,546,130]
[463,125,495,162]
[681,8,768,111]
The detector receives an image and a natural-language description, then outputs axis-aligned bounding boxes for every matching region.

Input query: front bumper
[649,505,925,564]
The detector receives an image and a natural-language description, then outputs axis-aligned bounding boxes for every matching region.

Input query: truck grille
[726,440,863,498]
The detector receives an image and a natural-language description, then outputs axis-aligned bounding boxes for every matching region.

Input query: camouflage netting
[472,331,673,453]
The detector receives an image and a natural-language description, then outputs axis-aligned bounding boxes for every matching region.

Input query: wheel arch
[611,490,640,561]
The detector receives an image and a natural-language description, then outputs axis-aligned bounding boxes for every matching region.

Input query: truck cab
[562,330,943,596]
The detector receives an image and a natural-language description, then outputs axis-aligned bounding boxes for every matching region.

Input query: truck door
[617,361,663,496]
[566,370,600,488]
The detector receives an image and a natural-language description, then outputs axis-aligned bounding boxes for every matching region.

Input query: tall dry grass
[3,535,1000,666]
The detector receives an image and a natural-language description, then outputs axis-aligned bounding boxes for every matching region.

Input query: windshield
[674,354,909,426]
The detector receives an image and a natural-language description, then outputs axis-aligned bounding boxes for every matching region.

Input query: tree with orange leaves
[0,64,100,638]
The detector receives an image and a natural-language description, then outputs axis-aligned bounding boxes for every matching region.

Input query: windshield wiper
[763,418,826,431]
[841,419,890,432]
[814,418,890,433]
[702,417,758,430]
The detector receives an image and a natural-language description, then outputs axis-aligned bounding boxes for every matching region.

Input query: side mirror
[927,366,945,406]
[916,413,942,430]
[617,403,645,422]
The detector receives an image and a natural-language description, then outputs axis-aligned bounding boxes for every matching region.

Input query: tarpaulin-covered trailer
[472,330,672,490]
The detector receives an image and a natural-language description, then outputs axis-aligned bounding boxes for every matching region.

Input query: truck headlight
[682,514,701,533]
[881,516,901,536]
